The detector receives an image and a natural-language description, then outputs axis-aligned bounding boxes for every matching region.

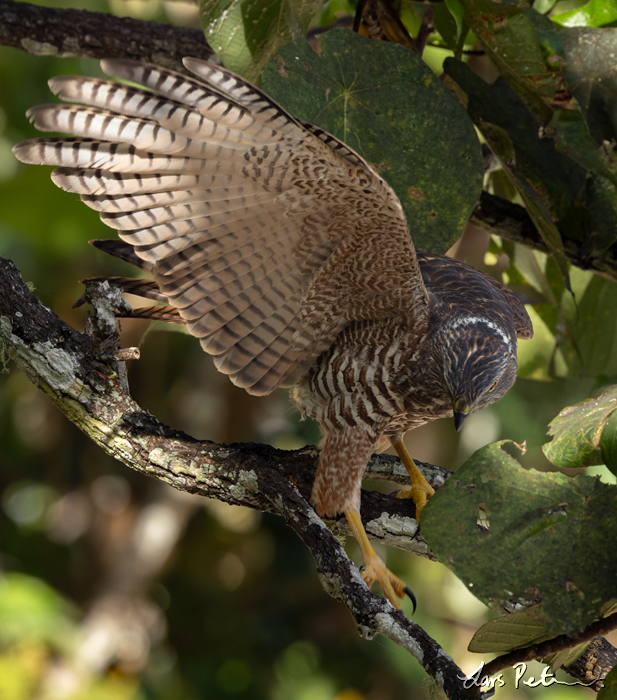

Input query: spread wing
[13,57,429,394]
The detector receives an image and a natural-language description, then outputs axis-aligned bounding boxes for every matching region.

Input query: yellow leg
[389,434,435,520]
[345,509,416,612]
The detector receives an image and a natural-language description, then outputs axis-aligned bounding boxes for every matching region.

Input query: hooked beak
[453,400,471,432]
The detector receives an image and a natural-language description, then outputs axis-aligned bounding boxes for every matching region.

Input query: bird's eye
[487,381,498,393]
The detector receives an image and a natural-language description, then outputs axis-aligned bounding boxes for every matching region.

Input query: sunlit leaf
[199,0,322,84]
[263,30,483,253]
[553,0,617,28]
[422,441,617,636]
[0,643,47,700]
[543,384,617,468]
[0,573,76,651]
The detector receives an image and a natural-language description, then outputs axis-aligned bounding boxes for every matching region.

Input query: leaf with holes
[262,30,483,254]
[544,385,617,468]
[422,441,617,637]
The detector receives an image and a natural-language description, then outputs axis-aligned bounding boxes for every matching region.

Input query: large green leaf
[262,30,483,253]
[422,441,617,637]
[543,384,617,468]
[199,0,322,84]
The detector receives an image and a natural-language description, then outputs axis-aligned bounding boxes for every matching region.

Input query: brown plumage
[13,57,533,610]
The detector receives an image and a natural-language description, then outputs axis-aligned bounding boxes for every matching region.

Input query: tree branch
[472,192,617,283]
[565,637,617,691]
[0,0,212,71]
[0,255,484,699]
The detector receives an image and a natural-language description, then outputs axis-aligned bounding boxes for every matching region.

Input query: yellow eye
[488,381,498,393]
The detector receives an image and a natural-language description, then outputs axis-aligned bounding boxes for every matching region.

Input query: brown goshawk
[13,57,533,609]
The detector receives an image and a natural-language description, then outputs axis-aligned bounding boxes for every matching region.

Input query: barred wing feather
[13,57,428,395]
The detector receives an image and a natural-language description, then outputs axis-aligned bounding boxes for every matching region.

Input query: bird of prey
[13,57,533,610]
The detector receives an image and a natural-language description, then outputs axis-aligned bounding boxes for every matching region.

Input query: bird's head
[439,315,517,432]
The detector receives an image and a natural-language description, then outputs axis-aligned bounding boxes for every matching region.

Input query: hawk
[13,57,533,610]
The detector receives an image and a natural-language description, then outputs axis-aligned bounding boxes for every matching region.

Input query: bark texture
[0,0,212,71]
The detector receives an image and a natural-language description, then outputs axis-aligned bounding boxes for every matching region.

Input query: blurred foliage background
[0,1,616,699]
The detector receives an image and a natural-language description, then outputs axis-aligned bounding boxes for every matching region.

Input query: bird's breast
[291,324,450,437]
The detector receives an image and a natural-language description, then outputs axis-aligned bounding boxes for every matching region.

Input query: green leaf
[199,0,322,84]
[0,573,76,651]
[433,3,460,51]
[544,108,617,252]
[468,606,553,653]
[262,30,483,254]
[553,0,617,29]
[558,277,617,376]
[543,641,589,671]
[561,28,617,147]
[445,60,574,287]
[544,384,617,468]
[506,246,617,381]
[442,0,469,57]
[460,2,566,122]
[422,441,617,637]
[598,664,617,700]
[444,0,466,41]
[513,174,571,289]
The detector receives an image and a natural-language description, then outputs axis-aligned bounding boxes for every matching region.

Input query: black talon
[359,566,365,573]
[404,586,417,614]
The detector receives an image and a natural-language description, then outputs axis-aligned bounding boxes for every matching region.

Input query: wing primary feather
[14,56,428,395]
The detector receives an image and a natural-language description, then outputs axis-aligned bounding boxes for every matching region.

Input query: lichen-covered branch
[1,255,485,699]
[0,0,212,70]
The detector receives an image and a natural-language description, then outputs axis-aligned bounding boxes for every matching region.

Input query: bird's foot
[394,480,435,520]
[389,434,435,521]
[359,555,417,612]
[345,509,416,612]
